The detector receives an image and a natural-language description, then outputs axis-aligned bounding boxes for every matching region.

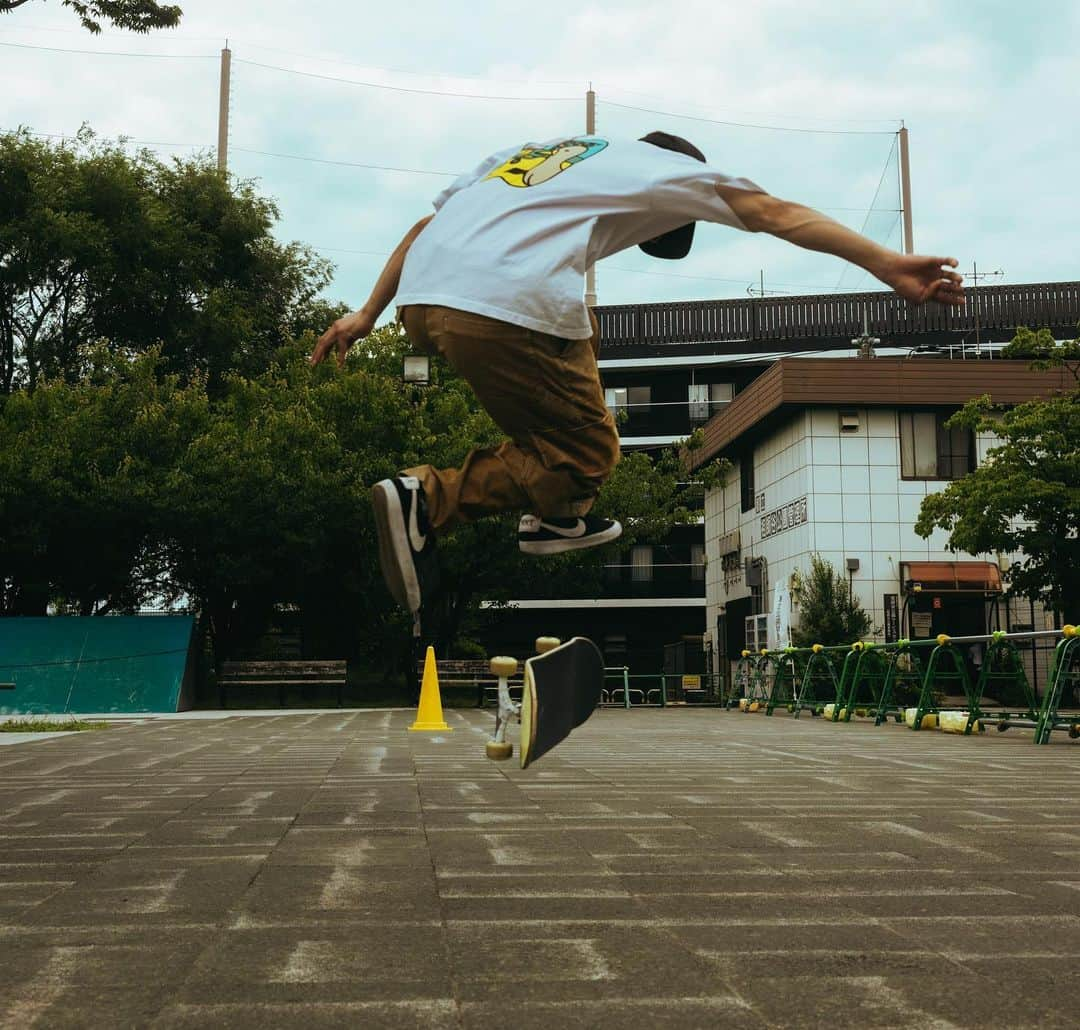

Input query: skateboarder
[311,131,964,614]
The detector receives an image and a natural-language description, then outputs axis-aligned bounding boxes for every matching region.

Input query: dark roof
[687,357,1075,469]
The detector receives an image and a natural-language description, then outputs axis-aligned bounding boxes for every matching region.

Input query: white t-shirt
[395,134,763,340]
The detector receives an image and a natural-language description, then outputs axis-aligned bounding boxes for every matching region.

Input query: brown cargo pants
[399,305,621,534]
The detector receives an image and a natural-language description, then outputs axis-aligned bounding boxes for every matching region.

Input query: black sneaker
[517,514,623,555]
[371,476,438,612]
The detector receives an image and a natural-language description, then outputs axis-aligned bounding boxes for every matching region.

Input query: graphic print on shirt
[485,137,608,188]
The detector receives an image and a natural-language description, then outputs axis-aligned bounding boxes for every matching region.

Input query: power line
[598,85,902,129]
[2,22,585,86]
[600,99,898,137]
[9,128,209,149]
[234,58,580,102]
[233,147,457,176]
[0,39,214,59]
[233,40,584,89]
[605,264,841,291]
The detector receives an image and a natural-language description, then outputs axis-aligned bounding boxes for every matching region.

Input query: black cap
[638,131,706,260]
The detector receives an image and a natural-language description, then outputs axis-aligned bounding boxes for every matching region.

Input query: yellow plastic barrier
[939,710,981,734]
[904,707,939,730]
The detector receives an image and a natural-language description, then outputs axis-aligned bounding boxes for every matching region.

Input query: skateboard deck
[519,636,603,769]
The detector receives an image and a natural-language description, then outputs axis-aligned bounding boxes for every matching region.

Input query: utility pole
[217,43,232,173]
[898,125,913,254]
[584,85,597,307]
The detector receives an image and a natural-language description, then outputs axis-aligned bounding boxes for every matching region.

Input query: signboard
[760,496,809,540]
[911,612,933,638]
[884,594,900,642]
[682,675,701,691]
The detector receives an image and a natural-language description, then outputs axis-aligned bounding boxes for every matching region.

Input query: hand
[879,255,965,307]
[310,309,376,367]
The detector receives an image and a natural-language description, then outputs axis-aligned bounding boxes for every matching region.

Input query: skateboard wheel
[535,637,561,654]
[748,701,760,712]
[1069,724,1080,739]
[489,655,518,678]
[485,740,513,761]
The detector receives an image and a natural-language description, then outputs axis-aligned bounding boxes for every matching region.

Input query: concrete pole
[585,86,597,307]
[898,126,914,254]
[217,44,232,173]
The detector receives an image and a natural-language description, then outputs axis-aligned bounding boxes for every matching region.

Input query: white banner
[769,584,792,650]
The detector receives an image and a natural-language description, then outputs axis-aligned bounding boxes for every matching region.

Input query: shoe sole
[519,521,623,555]
[371,480,422,612]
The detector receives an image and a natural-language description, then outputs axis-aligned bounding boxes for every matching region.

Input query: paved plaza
[0,708,1078,1028]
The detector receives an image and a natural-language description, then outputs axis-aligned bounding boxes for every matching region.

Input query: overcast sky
[2,0,1077,318]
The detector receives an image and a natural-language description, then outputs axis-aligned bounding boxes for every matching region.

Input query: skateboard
[485,636,604,769]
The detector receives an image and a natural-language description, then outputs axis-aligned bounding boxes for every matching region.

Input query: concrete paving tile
[2,708,1078,1026]
[461,996,767,1029]
[176,925,453,1004]
[881,914,1080,955]
[153,998,460,1028]
[4,987,173,1030]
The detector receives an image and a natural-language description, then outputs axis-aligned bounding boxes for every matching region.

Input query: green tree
[0,127,331,392]
[0,347,206,616]
[915,328,1080,622]
[0,0,181,34]
[791,554,872,647]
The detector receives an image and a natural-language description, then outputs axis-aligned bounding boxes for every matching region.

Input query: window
[688,384,709,423]
[900,412,975,480]
[688,382,733,423]
[605,385,651,416]
[710,382,733,411]
[631,545,653,582]
[690,543,705,582]
[740,450,755,513]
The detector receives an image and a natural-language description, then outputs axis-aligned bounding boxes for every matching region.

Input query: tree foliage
[0,322,703,667]
[791,553,872,647]
[0,127,332,393]
[0,127,712,671]
[915,329,1080,620]
[0,0,182,34]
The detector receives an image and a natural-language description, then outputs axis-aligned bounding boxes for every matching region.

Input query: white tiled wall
[705,406,1012,644]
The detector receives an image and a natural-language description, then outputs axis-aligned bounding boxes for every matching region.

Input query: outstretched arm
[716,185,965,306]
[310,214,434,367]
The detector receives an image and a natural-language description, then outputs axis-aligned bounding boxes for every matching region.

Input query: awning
[901,561,1003,593]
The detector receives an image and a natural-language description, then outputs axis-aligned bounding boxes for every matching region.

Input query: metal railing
[601,667,725,708]
[732,627,1080,744]
[596,281,1080,348]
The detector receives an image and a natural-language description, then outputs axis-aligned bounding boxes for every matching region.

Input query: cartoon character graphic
[485,137,608,188]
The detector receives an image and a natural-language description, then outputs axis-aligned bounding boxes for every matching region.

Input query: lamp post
[402,354,430,386]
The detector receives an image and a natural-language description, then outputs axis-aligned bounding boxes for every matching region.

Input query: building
[479,280,1080,676]
[686,356,1074,688]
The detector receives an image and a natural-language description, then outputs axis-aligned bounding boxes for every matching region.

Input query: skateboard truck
[485,637,561,761]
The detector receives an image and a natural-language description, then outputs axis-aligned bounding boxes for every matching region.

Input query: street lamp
[402,354,430,385]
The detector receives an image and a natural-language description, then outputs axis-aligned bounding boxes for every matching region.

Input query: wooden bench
[218,660,346,709]
[416,659,523,707]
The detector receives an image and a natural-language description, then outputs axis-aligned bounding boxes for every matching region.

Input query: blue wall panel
[0,616,195,714]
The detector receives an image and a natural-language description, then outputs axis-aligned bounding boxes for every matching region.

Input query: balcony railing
[596,281,1080,348]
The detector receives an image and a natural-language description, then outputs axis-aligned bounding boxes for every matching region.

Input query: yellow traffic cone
[409,645,450,732]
